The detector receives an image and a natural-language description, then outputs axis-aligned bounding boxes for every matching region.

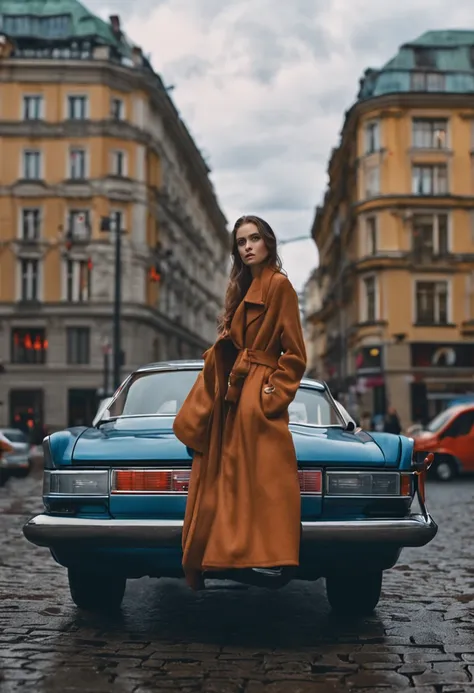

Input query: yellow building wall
[0,83,132,122]
[0,78,161,307]
[356,108,474,199]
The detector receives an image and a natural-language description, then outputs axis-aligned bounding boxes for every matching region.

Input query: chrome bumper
[23,513,437,549]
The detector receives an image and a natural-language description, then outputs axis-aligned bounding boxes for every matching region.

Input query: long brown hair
[217,215,284,335]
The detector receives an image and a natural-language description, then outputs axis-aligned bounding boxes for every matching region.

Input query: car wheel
[326,571,383,616]
[432,455,457,482]
[68,568,126,611]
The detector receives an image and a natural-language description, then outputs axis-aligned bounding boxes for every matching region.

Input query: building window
[363,276,377,322]
[111,150,126,177]
[68,210,91,241]
[11,328,47,364]
[4,14,71,38]
[412,119,448,149]
[366,216,377,255]
[415,281,449,325]
[411,72,445,92]
[66,327,90,365]
[69,148,86,179]
[67,95,87,120]
[412,164,448,195]
[365,165,380,198]
[412,213,449,261]
[111,97,124,120]
[413,47,437,68]
[9,389,44,434]
[19,259,39,301]
[364,121,380,154]
[23,150,41,180]
[21,209,41,241]
[23,95,43,120]
[66,259,91,302]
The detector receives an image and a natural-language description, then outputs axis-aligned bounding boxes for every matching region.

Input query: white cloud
[96,0,473,291]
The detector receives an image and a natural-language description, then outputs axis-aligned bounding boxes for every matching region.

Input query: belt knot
[225,348,278,404]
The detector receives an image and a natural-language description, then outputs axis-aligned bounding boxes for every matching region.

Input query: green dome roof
[0,0,133,59]
[358,30,474,101]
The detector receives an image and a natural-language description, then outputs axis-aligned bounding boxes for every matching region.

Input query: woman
[173,215,307,590]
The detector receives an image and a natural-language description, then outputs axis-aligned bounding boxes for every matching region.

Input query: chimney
[109,15,121,35]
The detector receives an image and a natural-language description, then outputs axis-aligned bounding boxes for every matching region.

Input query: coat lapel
[229,266,278,345]
[244,265,276,330]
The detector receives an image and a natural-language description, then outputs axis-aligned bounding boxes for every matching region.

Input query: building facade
[0,2,229,432]
[306,30,474,428]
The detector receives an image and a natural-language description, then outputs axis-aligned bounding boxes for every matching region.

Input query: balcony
[409,249,454,268]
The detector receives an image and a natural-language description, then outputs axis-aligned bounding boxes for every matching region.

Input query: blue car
[23,360,437,615]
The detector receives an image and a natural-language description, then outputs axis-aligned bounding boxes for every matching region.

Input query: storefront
[354,346,387,417]
[410,343,474,424]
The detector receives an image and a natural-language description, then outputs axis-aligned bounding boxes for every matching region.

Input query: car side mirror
[412,452,434,473]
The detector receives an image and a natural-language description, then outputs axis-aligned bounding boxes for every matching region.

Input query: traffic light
[149,264,161,283]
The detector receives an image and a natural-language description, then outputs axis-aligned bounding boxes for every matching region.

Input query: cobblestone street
[1,467,474,693]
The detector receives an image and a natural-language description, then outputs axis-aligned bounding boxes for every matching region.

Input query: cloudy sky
[92,0,472,291]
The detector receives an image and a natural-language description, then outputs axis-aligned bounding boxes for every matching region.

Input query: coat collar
[243,265,278,306]
[214,266,280,349]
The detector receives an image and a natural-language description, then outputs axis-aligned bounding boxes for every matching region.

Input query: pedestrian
[173,215,307,591]
[383,406,402,435]
[360,411,372,431]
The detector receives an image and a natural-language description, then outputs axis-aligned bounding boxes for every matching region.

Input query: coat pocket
[261,379,282,419]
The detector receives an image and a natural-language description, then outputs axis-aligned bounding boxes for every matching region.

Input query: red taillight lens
[400,473,413,497]
[298,469,322,494]
[112,469,191,494]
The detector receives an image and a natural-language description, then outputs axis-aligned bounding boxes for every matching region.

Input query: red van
[413,404,474,481]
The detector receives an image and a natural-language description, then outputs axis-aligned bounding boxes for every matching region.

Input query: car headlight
[43,470,109,497]
[326,471,401,496]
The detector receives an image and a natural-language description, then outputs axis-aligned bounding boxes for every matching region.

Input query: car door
[439,409,474,471]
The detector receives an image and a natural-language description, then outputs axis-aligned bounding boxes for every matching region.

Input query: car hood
[70,417,399,467]
[413,431,438,449]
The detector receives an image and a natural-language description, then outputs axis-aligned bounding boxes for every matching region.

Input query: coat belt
[225,348,279,404]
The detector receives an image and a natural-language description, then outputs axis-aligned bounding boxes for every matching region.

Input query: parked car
[0,428,32,484]
[23,360,437,615]
[413,403,474,481]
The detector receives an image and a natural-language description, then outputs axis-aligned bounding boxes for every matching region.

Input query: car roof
[135,360,326,390]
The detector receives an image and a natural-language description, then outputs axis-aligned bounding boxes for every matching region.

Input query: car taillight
[400,473,413,497]
[298,469,322,494]
[111,469,191,494]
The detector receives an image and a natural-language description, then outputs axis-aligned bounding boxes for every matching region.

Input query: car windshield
[1,429,28,444]
[426,407,459,433]
[107,369,344,427]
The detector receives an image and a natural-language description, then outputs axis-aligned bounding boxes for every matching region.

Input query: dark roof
[358,30,474,100]
[0,0,134,59]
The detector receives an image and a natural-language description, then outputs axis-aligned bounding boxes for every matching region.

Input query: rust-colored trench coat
[173,266,307,580]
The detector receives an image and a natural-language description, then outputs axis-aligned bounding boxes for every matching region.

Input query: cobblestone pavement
[1,468,474,693]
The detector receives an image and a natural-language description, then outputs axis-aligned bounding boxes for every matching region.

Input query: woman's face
[235,223,269,267]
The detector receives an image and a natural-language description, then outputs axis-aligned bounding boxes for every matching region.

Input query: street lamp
[278,235,310,246]
[100,215,123,391]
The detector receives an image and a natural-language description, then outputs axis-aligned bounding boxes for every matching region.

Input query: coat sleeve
[262,280,307,419]
[173,349,216,453]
